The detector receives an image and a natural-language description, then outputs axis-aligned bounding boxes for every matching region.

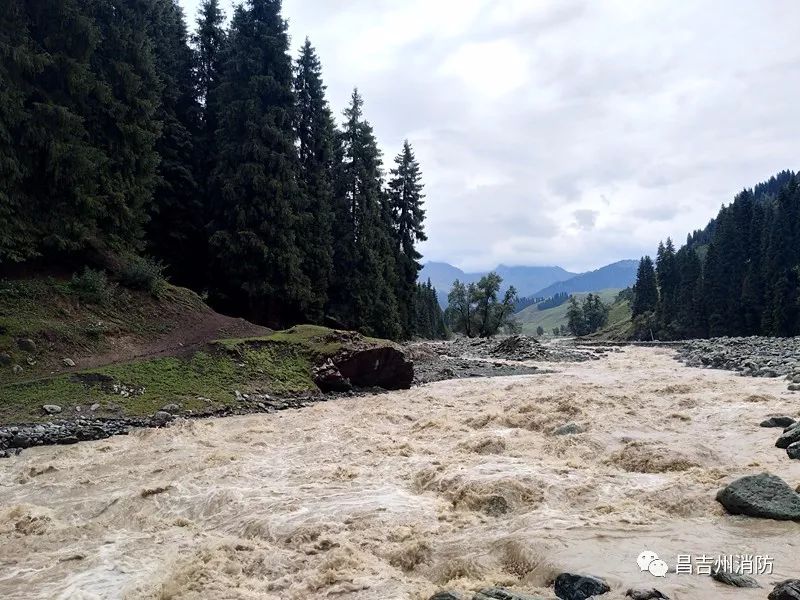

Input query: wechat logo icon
[637,550,669,577]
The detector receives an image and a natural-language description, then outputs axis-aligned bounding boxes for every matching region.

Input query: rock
[16,338,36,352]
[312,359,352,392]
[12,364,23,375]
[554,573,610,600]
[625,589,669,600]
[161,403,180,413]
[789,384,800,392]
[334,345,414,390]
[761,416,796,428]
[151,411,174,426]
[769,579,800,600]
[710,568,761,588]
[553,422,583,435]
[62,358,76,368]
[716,473,800,520]
[787,442,800,460]
[42,405,62,415]
[429,593,463,600]
[777,423,800,449]
[473,588,542,600]
[0,352,11,366]
[90,403,100,412]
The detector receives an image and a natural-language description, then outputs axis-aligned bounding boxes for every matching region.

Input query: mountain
[531,260,639,298]
[419,262,575,306]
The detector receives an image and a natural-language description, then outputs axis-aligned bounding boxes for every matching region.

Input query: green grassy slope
[0,276,397,424]
[515,289,624,335]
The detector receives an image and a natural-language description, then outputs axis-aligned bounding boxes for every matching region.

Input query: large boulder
[710,568,760,588]
[769,580,800,600]
[716,473,800,520]
[787,442,800,460]
[777,423,800,449]
[761,416,796,428]
[331,345,413,390]
[554,573,610,600]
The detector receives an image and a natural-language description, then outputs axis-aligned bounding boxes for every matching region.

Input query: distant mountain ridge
[419,259,637,307]
[532,260,639,298]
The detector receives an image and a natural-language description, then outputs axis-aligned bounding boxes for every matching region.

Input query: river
[1,347,798,599]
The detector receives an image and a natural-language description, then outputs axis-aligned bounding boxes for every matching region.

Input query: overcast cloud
[179,0,800,272]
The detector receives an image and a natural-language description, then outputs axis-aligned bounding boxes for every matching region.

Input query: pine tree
[293,38,335,321]
[192,0,226,238]
[209,0,308,325]
[331,89,400,338]
[0,0,40,262]
[0,0,161,263]
[631,256,658,316]
[655,238,678,333]
[387,140,427,338]
[145,0,204,288]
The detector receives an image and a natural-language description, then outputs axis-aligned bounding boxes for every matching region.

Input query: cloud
[180,0,800,271]
[573,209,598,231]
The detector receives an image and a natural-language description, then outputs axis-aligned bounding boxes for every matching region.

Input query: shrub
[70,268,116,305]
[118,256,166,297]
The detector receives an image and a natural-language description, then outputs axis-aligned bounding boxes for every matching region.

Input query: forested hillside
[630,171,800,339]
[1,0,443,340]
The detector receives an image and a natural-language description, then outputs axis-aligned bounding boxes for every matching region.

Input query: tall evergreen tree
[209,0,308,325]
[631,256,658,317]
[293,38,335,321]
[145,0,204,288]
[655,238,678,333]
[388,140,427,338]
[0,0,161,264]
[331,89,400,338]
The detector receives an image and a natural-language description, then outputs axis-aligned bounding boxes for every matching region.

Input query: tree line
[1,0,444,340]
[631,171,800,339]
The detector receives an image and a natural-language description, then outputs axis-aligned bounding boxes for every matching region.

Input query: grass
[0,277,205,385]
[516,289,622,335]
[0,323,398,424]
[0,277,398,424]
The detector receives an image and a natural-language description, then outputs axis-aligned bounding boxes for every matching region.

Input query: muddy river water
[1,347,799,599]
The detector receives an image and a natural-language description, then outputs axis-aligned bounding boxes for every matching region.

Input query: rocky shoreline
[676,336,800,392]
[0,392,332,458]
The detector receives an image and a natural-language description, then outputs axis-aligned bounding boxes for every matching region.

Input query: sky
[179,0,800,272]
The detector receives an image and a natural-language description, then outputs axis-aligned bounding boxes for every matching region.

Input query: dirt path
[0,347,798,599]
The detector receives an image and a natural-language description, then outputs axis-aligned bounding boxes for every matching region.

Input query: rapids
[1,347,798,599]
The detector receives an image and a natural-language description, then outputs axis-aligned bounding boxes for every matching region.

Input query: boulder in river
[473,588,542,600]
[776,423,800,449]
[554,573,610,600]
[710,567,761,588]
[552,422,583,435]
[625,589,669,600]
[769,580,800,600]
[787,442,800,460]
[151,411,174,426]
[716,473,800,520]
[760,416,796,428]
